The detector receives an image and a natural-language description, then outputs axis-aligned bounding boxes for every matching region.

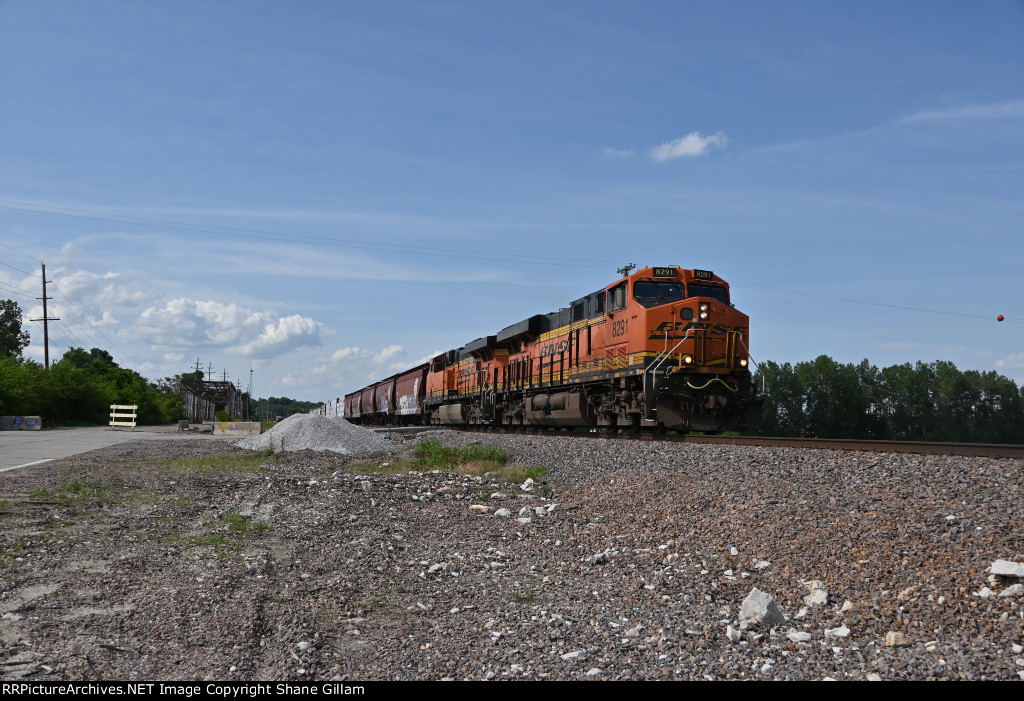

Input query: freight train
[320,266,762,433]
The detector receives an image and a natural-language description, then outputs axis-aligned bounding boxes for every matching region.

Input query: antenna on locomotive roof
[616,263,636,277]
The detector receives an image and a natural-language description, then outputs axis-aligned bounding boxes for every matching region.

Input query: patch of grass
[348,439,547,485]
[152,454,273,475]
[511,590,537,603]
[413,440,508,469]
[154,527,181,544]
[26,470,122,509]
[186,532,228,548]
[222,510,253,534]
[183,509,271,558]
[123,491,164,511]
[365,592,395,614]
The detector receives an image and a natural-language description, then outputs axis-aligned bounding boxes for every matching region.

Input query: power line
[52,318,88,349]
[0,199,621,269]
[4,198,1015,326]
[0,280,37,301]
[28,320,65,358]
[730,282,1023,324]
[50,280,153,364]
[0,242,42,267]
[49,300,105,350]
[0,259,36,277]
[48,282,148,367]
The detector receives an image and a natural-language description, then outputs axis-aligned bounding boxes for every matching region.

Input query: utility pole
[30,263,59,368]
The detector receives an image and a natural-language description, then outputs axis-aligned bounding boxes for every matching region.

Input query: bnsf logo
[540,340,570,357]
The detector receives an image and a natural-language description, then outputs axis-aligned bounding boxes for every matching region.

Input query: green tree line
[0,347,181,425]
[754,355,1024,443]
[1,299,321,426]
[0,347,322,427]
[249,396,322,421]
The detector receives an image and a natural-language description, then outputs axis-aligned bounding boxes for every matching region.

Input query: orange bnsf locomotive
[338,266,762,433]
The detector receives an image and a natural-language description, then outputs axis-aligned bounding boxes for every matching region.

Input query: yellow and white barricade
[109,404,138,431]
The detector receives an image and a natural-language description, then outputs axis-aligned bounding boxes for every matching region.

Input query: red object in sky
[997,315,1005,322]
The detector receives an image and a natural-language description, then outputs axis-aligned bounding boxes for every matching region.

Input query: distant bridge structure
[179,377,245,423]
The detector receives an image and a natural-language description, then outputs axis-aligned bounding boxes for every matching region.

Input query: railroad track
[448,426,1024,459]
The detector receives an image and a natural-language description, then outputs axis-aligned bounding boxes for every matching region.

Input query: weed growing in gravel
[349,439,548,485]
[154,527,181,544]
[414,440,508,468]
[511,590,537,603]
[365,592,395,614]
[26,470,121,509]
[152,455,274,475]
[184,510,272,559]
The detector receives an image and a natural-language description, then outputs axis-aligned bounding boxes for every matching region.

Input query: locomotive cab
[603,266,761,432]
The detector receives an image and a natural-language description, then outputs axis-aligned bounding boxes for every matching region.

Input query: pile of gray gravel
[236,414,393,455]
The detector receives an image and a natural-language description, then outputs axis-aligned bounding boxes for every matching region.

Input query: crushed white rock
[237,415,393,455]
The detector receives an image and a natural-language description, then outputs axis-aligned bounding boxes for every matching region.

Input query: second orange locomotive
[341,265,761,433]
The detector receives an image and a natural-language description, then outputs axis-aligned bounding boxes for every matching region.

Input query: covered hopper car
[333,266,761,433]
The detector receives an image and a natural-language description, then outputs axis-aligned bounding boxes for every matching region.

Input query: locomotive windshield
[633,281,731,308]
[633,281,686,308]
[688,283,730,304]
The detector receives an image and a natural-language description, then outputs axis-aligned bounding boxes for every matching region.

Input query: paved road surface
[0,426,238,472]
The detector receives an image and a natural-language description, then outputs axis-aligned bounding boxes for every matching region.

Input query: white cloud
[415,350,444,365]
[52,242,81,265]
[995,353,1024,370]
[900,98,1024,124]
[374,344,404,363]
[51,268,153,312]
[233,314,322,356]
[331,347,364,362]
[649,131,729,162]
[130,299,324,358]
[310,343,421,392]
[603,147,635,159]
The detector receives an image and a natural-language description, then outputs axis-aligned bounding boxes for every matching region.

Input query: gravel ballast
[0,429,1021,681]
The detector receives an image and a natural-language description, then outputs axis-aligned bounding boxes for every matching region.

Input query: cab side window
[608,283,627,311]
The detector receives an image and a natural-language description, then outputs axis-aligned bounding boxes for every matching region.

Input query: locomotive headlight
[699,303,709,320]
[682,354,693,365]
[738,358,748,368]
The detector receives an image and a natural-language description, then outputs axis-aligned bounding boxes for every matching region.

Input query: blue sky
[1,1,1022,401]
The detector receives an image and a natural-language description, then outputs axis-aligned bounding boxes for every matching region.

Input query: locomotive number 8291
[333,265,762,434]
